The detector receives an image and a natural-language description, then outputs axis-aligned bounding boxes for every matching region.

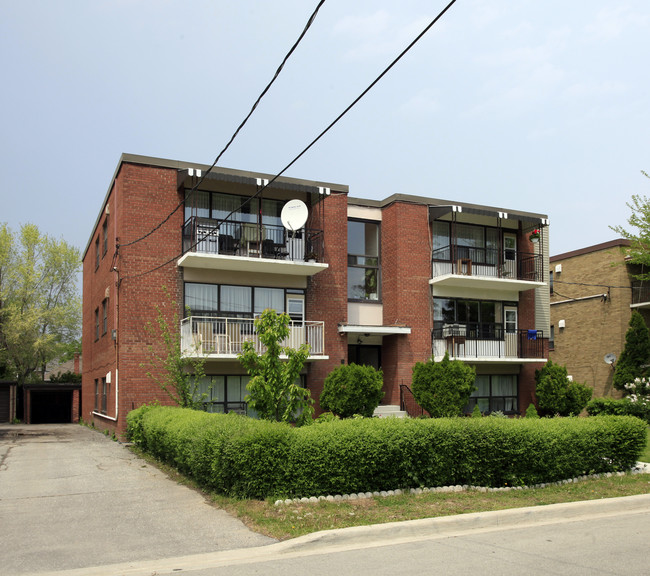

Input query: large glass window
[434,298,505,339]
[195,375,250,414]
[466,374,518,414]
[348,220,380,301]
[184,283,303,318]
[432,221,499,265]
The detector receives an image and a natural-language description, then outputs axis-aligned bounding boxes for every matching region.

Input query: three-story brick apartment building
[83,154,550,436]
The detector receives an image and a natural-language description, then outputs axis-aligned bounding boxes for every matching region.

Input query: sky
[1,0,648,258]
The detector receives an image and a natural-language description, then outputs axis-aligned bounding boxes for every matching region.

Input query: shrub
[525,403,539,419]
[127,406,648,499]
[412,352,475,418]
[613,311,650,390]
[319,364,384,418]
[586,397,650,424]
[535,360,592,416]
[471,404,482,418]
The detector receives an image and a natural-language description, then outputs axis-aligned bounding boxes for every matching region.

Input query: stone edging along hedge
[273,466,650,506]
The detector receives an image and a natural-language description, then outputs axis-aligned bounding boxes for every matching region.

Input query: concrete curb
[22,494,650,576]
[275,492,650,553]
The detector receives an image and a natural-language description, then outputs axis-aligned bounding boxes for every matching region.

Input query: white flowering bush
[623,377,650,407]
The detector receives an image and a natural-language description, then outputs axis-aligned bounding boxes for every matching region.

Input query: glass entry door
[503,233,517,278]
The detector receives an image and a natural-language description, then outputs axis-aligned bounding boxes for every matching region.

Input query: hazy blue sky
[1,0,648,257]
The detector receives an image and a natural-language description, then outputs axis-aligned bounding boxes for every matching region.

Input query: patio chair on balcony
[218,234,239,255]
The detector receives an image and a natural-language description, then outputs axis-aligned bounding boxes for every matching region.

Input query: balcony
[432,323,547,363]
[631,283,650,309]
[180,316,327,360]
[430,245,546,294]
[178,217,328,277]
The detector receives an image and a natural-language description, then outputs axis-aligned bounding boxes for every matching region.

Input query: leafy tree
[49,370,82,384]
[239,309,314,425]
[609,171,650,280]
[411,352,475,418]
[142,290,206,409]
[320,363,384,418]
[535,360,592,416]
[0,223,81,385]
[613,311,650,390]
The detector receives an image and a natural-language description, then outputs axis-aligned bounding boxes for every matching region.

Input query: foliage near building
[534,360,592,416]
[0,223,81,385]
[142,291,206,409]
[319,363,384,418]
[239,309,313,425]
[411,352,475,418]
[613,311,650,390]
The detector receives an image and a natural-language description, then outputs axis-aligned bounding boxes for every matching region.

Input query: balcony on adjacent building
[631,282,650,309]
[431,245,545,293]
[432,323,547,362]
[178,216,327,276]
[180,316,326,360]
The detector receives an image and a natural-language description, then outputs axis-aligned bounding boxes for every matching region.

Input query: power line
[120,0,459,283]
[119,0,327,250]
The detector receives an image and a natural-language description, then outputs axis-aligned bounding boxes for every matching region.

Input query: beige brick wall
[549,242,632,398]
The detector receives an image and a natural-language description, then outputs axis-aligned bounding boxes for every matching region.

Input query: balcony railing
[432,323,546,360]
[432,245,543,282]
[181,316,325,358]
[182,216,324,263]
[631,283,650,306]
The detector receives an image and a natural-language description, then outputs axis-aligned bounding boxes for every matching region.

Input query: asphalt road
[0,424,274,576]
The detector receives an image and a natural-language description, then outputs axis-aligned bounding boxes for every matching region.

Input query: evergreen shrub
[319,363,384,418]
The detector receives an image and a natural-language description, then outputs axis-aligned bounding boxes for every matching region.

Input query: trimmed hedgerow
[586,397,650,424]
[127,406,647,499]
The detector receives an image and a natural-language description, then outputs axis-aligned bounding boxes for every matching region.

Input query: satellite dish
[604,353,616,365]
[281,199,308,231]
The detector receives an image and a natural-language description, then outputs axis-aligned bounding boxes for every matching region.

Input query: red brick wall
[306,192,349,411]
[82,162,184,437]
[380,201,432,404]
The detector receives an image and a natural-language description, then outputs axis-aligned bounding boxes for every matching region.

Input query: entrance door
[503,233,517,278]
[504,306,518,357]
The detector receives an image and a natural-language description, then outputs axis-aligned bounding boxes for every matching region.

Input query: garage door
[30,390,73,424]
[0,387,10,422]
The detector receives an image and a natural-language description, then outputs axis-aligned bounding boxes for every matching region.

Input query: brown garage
[23,382,81,424]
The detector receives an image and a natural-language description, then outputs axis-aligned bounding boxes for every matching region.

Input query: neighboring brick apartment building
[549,239,650,397]
[83,154,550,436]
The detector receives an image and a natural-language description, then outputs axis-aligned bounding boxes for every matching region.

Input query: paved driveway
[0,424,275,575]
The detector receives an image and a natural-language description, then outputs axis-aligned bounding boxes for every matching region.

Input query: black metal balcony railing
[432,245,543,282]
[182,216,324,262]
[631,283,650,306]
[432,323,546,360]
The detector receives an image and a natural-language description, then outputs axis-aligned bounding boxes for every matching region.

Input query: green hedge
[586,397,650,424]
[126,406,647,499]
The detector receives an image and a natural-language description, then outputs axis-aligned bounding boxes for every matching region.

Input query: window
[101,299,108,336]
[466,374,518,414]
[549,325,555,350]
[101,377,107,414]
[433,298,508,339]
[348,220,380,301]
[194,375,250,414]
[95,237,100,270]
[549,270,554,295]
[94,379,99,411]
[102,217,108,257]
[94,308,100,341]
[432,221,499,265]
[184,283,303,319]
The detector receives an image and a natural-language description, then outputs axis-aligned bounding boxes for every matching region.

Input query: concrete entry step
[373,405,407,418]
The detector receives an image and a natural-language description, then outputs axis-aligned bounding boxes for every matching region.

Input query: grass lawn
[132,446,650,541]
